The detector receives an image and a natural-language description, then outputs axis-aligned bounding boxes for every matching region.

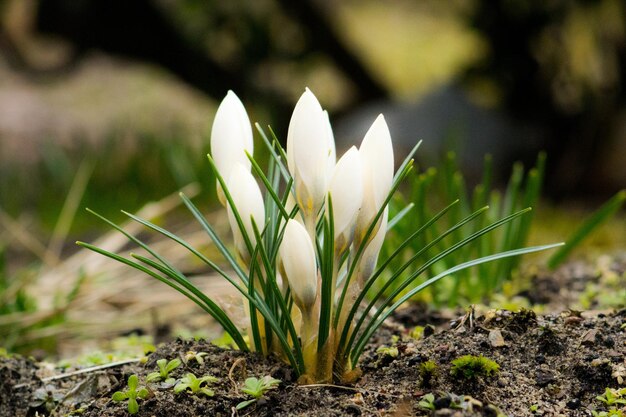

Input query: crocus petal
[226,164,265,258]
[211,91,253,204]
[359,207,388,280]
[323,110,337,176]
[328,146,363,248]
[287,88,334,218]
[355,114,394,238]
[279,219,318,310]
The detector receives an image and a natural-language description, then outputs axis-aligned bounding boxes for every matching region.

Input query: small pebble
[423,325,435,338]
[535,370,556,387]
[483,405,499,417]
[566,398,581,409]
[581,329,598,346]
[489,329,506,348]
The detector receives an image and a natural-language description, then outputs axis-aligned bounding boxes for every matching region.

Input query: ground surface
[2,308,625,417]
[2,255,626,417]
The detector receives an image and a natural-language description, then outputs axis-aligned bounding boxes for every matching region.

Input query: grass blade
[548,190,625,269]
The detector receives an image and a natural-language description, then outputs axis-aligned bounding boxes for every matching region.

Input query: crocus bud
[327,146,363,253]
[286,89,335,227]
[279,219,318,311]
[355,115,394,242]
[226,164,265,261]
[211,91,254,206]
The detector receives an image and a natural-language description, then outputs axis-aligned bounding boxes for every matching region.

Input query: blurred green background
[1,0,625,356]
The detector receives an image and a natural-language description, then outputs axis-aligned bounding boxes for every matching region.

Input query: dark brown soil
[0,354,40,416]
[2,308,626,417]
[2,253,624,416]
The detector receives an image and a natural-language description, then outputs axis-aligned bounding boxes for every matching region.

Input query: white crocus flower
[355,114,394,244]
[211,91,254,206]
[279,219,318,311]
[327,146,363,254]
[279,218,320,378]
[287,89,335,234]
[225,164,265,262]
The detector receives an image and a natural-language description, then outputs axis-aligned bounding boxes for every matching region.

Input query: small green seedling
[111,374,149,415]
[184,350,209,366]
[450,355,500,379]
[236,376,281,410]
[410,326,425,340]
[596,388,626,406]
[376,345,399,358]
[419,360,438,386]
[146,358,182,384]
[529,404,539,412]
[174,373,218,397]
[30,385,65,412]
[418,393,436,410]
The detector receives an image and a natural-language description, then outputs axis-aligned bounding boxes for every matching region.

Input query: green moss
[450,355,500,379]
[419,360,438,386]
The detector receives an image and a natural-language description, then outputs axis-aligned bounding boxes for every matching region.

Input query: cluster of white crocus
[82,83,559,386]
[210,88,394,382]
[81,77,562,387]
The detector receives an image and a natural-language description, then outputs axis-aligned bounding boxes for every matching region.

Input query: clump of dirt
[2,309,625,416]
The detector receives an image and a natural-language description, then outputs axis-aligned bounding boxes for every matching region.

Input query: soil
[1,308,625,417]
[1,255,625,417]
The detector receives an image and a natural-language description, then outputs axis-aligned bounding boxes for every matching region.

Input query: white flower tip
[362,113,393,159]
[288,87,334,218]
[355,113,395,235]
[367,114,391,140]
[221,90,244,108]
[211,90,253,179]
[296,89,323,113]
